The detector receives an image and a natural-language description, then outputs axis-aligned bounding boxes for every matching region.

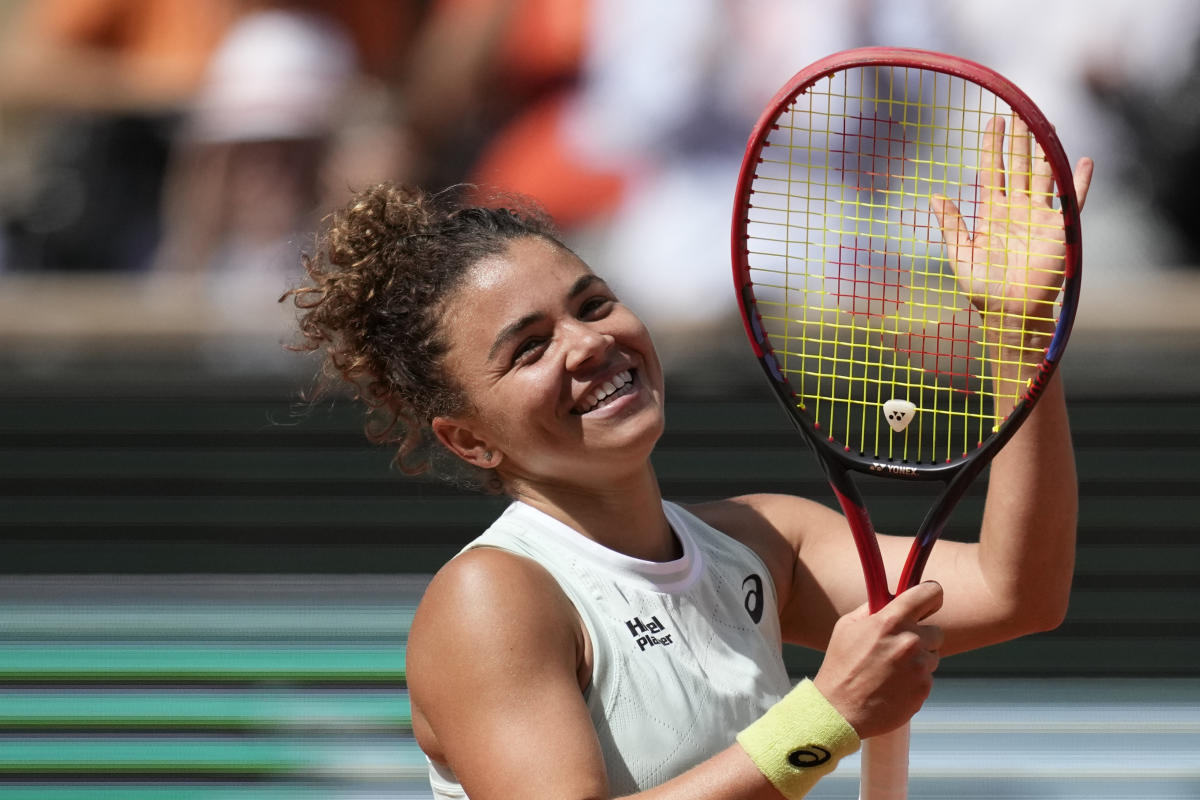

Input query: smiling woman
[281,181,1080,800]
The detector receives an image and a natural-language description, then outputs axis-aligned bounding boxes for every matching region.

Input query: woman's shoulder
[408,546,595,774]
[409,545,587,691]
[678,493,846,608]
[413,545,580,641]
[681,492,838,543]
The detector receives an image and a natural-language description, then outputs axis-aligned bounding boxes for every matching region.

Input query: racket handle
[858,722,910,800]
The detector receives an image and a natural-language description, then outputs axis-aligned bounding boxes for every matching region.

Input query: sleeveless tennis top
[425,499,793,798]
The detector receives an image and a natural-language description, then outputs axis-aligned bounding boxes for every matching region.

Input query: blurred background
[0,0,1196,798]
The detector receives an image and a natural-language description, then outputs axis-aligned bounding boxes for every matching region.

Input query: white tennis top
[425,499,792,798]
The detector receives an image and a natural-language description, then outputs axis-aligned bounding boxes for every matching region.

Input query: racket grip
[858,722,910,800]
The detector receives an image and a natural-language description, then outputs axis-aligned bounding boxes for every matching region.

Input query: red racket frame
[732,46,1082,612]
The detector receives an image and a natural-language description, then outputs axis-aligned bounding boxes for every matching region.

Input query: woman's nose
[563,320,614,371]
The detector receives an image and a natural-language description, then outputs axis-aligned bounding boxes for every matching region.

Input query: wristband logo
[787,745,831,769]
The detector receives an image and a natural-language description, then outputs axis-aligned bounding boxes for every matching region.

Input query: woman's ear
[431,416,502,469]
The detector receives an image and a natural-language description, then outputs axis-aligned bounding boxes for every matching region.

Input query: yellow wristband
[736,679,861,800]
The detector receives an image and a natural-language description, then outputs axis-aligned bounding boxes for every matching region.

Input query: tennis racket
[731,48,1083,800]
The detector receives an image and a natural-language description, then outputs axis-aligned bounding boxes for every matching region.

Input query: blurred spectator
[151,6,357,299]
[1090,50,1200,263]
[0,0,417,279]
[1077,4,1200,265]
[0,0,239,272]
[401,0,615,223]
[150,1,419,323]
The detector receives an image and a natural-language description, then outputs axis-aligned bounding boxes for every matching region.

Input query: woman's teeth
[576,370,634,414]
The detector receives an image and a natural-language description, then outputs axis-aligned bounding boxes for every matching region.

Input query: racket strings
[744,66,1069,464]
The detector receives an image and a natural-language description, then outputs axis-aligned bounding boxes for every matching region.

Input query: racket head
[732,47,1081,478]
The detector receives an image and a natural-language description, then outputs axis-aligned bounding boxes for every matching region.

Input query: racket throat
[829,481,892,613]
[897,466,984,591]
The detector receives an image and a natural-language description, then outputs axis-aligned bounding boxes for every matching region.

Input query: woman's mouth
[573,369,635,414]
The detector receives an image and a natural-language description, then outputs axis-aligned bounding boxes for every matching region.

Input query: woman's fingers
[978,116,1007,205]
[930,193,971,267]
[1072,156,1095,210]
[1007,114,1031,195]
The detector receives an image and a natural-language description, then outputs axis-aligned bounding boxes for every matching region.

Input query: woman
[286,141,1091,799]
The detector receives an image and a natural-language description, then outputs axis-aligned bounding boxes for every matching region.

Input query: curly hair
[282,183,561,489]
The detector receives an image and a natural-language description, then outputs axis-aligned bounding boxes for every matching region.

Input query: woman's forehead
[441,238,601,357]
[462,237,593,293]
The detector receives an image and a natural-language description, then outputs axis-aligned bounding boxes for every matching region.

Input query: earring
[483,451,494,466]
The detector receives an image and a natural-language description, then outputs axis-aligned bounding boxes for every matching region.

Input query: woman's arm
[917,120,1093,652]
[715,372,1074,658]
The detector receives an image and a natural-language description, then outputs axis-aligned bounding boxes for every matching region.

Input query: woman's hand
[930,115,1093,335]
[812,581,944,739]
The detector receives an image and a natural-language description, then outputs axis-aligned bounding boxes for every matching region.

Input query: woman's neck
[509,465,679,563]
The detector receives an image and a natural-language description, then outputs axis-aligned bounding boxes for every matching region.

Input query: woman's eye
[512,338,546,364]
[580,296,613,317]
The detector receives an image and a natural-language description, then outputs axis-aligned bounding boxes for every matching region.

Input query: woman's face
[432,236,665,491]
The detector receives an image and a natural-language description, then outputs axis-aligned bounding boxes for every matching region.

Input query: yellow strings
[745,66,1066,464]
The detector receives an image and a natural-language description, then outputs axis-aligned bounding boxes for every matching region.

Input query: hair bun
[282,182,559,490]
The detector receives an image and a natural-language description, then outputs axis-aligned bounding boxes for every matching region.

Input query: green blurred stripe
[0,690,410,728]
[0,736,426,773]
[0,607,414,638]
[0,787,431,800]
[0,645,404,681]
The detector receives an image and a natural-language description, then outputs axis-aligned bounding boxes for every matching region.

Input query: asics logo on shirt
[742,573,764,624]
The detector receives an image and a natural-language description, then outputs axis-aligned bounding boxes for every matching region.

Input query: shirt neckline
[501,499,704,594]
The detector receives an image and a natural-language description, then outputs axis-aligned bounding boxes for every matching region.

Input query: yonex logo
[869,462,918,477]
[883,398,917,433]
